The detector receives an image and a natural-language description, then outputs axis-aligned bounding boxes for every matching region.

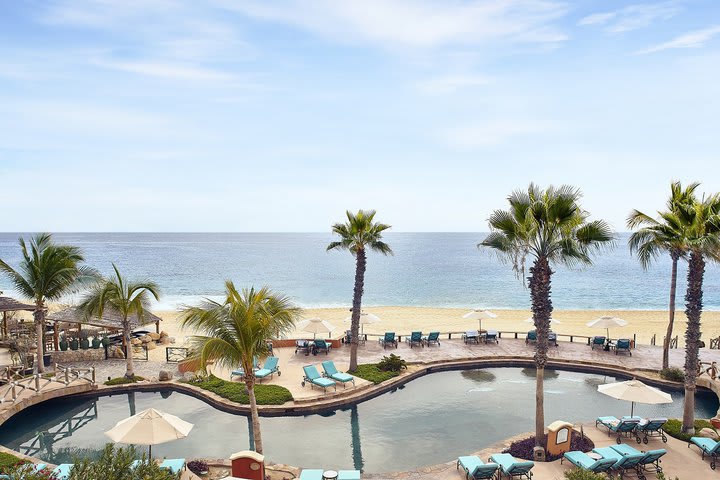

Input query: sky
[1,0,719,232]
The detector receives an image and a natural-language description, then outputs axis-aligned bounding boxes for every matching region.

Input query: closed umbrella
[597,379,672,417]
[297,318,335,339]
[344,311,381,335]
[105,408,193,458]
[587,316,628,338]
[463,309,497,331]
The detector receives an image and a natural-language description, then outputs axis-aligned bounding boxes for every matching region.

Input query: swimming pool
[0,367,716,473]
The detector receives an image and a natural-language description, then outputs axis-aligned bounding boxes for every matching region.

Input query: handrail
[0,364,96,405]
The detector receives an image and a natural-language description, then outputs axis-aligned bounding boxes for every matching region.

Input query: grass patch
[185,375,293,405]
[352,364,401,384]
[664,418,715,442]
[0,451,25,472]
[104,375,145,386]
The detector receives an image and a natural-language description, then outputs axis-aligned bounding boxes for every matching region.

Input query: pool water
[0,368,716,473]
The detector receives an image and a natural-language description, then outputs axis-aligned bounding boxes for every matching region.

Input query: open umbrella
[587,316,628,338]
[344,312,380,335]
[297,318,335,339]
[105,408,193,458]
[524,317,561,325]
[597,379,672,417]
[463,309,497,331]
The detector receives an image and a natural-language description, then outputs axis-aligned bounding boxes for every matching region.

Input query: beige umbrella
[344,311,380,335]
[524,317,561,325]
[463,309,497,331]
[587,315,628,338]
[297,318,335,339]
[105,408,193,458]
[598,379,672,417]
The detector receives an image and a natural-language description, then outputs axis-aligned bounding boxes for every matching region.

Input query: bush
[0,451,25,472]
[505,432,594,462]
[67,444,178,479]
[660,368,684,382]
[104,375,145,385]
[187,460,209,475]
[185,375,293,405]
[663,418,715,442]
[377,354,407,372]
[565,469,608,480]
[353,364,401,384]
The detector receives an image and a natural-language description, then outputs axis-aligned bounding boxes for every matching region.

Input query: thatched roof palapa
[0,296,35,313]
[47,307,162,330]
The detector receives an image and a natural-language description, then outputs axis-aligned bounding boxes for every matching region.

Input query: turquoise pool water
[0,368,716,473]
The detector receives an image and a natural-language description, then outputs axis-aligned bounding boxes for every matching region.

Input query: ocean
[0,232,718,311]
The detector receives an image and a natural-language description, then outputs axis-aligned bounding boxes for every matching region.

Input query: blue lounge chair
[615,338,632,356]
[338,470,361,480]
[380,332,398,349]
[423,331,440,346]
[488,453,534,479]
[562,451,616,473]
[302,365,337,392]
[406,331,423,348]
[299,469,324,480]
[611,444,666,475]
[591,336,606,350]
[51,464,73,480]
[525,330,537,344]
[314,339,332,355]
[596,416,641,443]
[593,446,645,477]
[463,331,479,344]
[690,436,720,469]
[635,418,668,444]
[159,458,186,473]
[255,356,281,381]
[457,455,499,479]
[230,356,260,379]
[322,360,355,387]
[484,330,498,344]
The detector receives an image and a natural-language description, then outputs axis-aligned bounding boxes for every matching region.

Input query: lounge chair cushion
[52,464,73,480]
[489,453,533,474]
[337,470,361,480]
[458,455,483,474]
[564,451,615,472]
[159,458,185,473]
[299,469,324,480]
[691,436,720,454]
[611,444,641,456]
[322,361,354,384]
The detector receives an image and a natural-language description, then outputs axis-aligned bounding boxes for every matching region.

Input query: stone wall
[49,348,105,364]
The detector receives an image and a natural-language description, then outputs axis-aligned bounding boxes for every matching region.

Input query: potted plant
[59,335,69,351]
[101,336,110,348]
[69,337,79,351]
[91,336,101,349]
[79,331,90,350]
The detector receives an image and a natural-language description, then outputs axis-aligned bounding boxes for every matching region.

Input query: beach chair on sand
[614,338,632,356]
[159,458,186,474]
[302,365,337,392]
[689,436,720,469]
[591,336,606,350]
[255,356,281,382]
[457,455,499,479]
[423,331,440,347]
[484,330,498,344]
[635,418,668,444]
[380,332,398,349]
[612,444,666,475]
[463,331,479,344]
[562,451,616,473]
[314,339,332,355]
[488,453,534,479]
[322,360,355,387]
[406,331,423,348]
[593,446,645,478]
[596,416,641,443]
[525,330,537,344]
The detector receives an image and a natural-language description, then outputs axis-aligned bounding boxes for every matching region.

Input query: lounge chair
[463,330,480,344]
[322,360,355,387]
[457,455,500,479]
[344,330,365,346]
[484,330,498,344]
[488,453,534,479]
[689,436,720,469]
[255,356,281,382]
[615,338,632,356]
[406,331,423,348]
[338,470,361,480]
[562,451,616,473]
[611,444,666,475]
[314,339,332,355]
[230,356,260,379]
[159,458,186,473]
[596,416,641,443]
[302,364,337,392]
[51,464,73,480]
[635,418,668,444]
[380,332,398,349]
[591,336,606,350]
[423,331,440,347]
[525,330,537,344]
[548,331,558,347]
[593,446,645,477]
[299,470,324,480]
[295,339,312,355]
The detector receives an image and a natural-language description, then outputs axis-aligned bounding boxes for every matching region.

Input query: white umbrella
[524,317,561,325]
[297,318,335,339]
[344,312,381,335]
[587,316,628,338]
[463,309,497,331]
[105,408,194,458]
[597,379,672,417]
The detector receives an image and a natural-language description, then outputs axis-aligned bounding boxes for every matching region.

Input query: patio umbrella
[587,316,628,338]
[297,318,335,339]
[524,317,561,325]
[597,379,672,417]
[462,309,497,331]
[344,312,381,335]
[105,408,193,458]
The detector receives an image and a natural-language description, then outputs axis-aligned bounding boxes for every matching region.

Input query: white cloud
[578,2,680,33]
[635,25,720,54]
[416,74,492,94]
[94,60,237,82]
[440,120,552,149]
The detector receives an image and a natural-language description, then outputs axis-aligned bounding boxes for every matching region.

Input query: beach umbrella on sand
[105,408,193,458]
[297,318,335,339]
[524,317,561,325]
[587,316,628,338]
[463,309,497,331]
[344,311,381,335]
[598,379,672,417]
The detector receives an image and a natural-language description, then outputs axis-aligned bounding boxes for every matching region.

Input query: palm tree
[0,233,95,373]
[681,193,720,433]
[627,181,698,370]
[180,282,301,454]
[327,210,392,372]
[480,184,613,452]
[79,264,160,379]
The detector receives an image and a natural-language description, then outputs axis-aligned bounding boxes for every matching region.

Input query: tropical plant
[67,444,178,479]
[327,210,392,372]
[680,193,720,433]
[0,233,96,373]
[78,264,160,379]
[628,182,699,369]
[180,282,301,454]
[377,353,406,372]
[480,184,613,451]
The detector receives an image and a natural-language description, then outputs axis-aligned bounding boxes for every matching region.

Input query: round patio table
[323,470,338,480]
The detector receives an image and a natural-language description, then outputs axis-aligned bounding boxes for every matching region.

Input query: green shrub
[104,375,145,385]
[660,367,684,382]
[68,444,178,479]
[663,418,715,442]
[0,451,25,472]
[564,469,608,480]
[185,375,293,405]
[353,364,401,384]
[377,353,407,372]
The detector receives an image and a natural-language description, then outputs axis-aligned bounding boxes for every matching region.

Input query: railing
[0,364,96,405]
[132,345,148,361]
[711,337,720,350]
[699,361,718,380]
[166,347,189,363]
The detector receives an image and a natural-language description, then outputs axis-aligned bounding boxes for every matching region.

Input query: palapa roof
[0,296,35,313]
[47,307,162,330]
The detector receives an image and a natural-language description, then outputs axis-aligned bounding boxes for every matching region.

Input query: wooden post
[2,311,6,338]
[156,320,160,334]
[53,322,59,351]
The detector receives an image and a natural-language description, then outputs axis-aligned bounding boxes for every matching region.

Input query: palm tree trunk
[349,248,367,373]
[246,377,263,454]
[124,319,135,379]
[34,301,45,373]
[682,251,705,433]
[528,256,553,449]
[662,251,680,370]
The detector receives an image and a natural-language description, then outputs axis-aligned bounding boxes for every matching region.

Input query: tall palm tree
[681,193,720,433]
[79,264,160,379]
[327,210,392,372]
[0,233,95,373]
[627,181,698,370]
[180,282,301,454]
[480,184,613,452]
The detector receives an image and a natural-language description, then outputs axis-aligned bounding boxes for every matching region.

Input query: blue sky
[1,0,719,232]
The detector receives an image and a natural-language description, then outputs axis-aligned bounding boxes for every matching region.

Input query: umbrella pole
[631,401,634,418]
